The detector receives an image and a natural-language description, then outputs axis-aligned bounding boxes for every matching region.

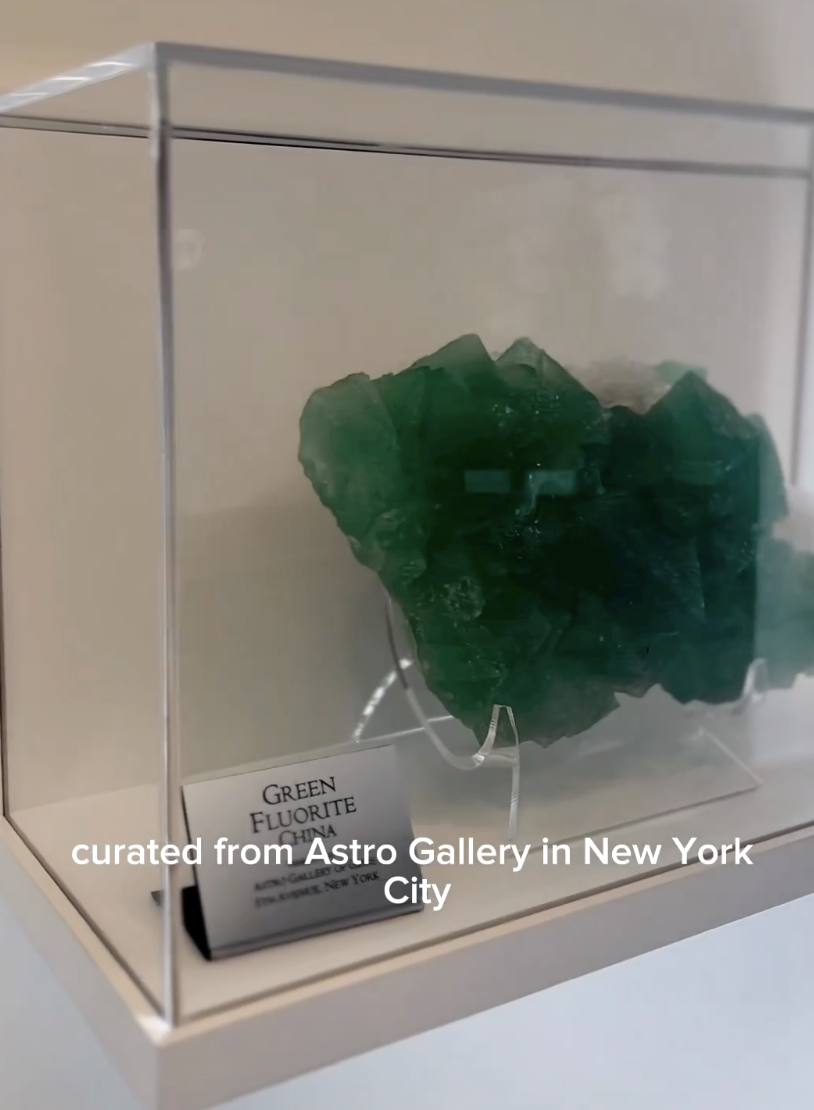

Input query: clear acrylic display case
[3,42,814,1106]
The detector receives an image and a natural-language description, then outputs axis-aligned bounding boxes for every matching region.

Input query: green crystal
[299,334,811,745]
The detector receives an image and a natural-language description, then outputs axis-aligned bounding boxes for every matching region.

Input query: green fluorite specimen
[299,334,814,745]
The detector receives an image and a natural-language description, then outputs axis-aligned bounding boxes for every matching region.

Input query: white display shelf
[3,810,814,1110]
[4,677,814,1108]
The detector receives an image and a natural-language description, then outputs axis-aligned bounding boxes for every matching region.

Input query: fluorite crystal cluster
[299,335,814,745]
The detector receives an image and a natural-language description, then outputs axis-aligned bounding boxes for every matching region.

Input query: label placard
[182,745,422,958]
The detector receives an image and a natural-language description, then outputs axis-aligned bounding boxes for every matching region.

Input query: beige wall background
[2,0,814,810]
[1,0,814,105]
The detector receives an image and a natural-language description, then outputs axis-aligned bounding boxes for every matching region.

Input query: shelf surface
[11,673,814,1021]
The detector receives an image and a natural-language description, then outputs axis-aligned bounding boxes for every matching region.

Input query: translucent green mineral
[298,334,814,745]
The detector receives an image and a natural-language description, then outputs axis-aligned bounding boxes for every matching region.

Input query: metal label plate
[182,745,422,958]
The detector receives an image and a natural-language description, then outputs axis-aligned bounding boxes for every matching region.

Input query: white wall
[4,1,814,1108]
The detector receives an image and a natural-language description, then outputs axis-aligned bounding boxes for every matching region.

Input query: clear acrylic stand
[354,597,763,848]
[353,597,521,840]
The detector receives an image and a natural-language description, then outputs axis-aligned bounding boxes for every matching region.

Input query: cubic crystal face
[299,335,814,745]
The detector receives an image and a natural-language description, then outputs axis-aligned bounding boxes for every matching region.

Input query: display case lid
[0,42,812,175]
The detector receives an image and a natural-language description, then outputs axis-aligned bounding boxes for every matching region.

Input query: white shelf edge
[0,818,164,1105]
[3,815,814,1110]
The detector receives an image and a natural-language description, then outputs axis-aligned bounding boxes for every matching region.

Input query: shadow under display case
[3,41,814,1108]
